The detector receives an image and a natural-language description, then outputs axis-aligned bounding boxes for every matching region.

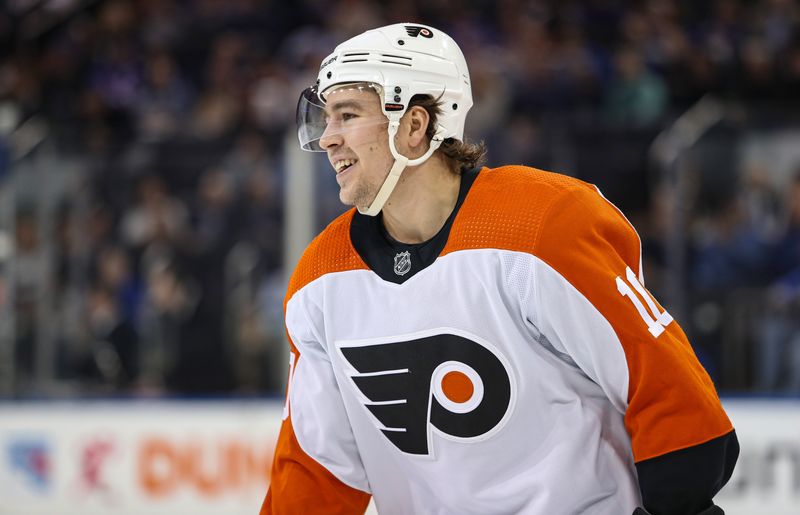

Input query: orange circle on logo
[441,371,474,404]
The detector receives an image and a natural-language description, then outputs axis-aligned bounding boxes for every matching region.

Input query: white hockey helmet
[296,23,473,216]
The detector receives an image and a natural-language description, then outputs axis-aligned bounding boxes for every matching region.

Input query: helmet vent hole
[382,53,411,61]
[379,54,412,67]
[397,39,405,45]
[452,103,458,110]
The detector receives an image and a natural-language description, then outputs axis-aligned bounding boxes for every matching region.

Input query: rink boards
[0,398,797,514]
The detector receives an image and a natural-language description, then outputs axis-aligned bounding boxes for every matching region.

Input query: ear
[402,105,431,150]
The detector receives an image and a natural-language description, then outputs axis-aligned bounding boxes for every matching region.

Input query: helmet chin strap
[357,118,445,217]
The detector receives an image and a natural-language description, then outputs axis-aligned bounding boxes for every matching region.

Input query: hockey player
[262,23,738,515]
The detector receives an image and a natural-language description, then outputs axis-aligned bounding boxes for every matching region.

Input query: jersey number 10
[616,267,673,338]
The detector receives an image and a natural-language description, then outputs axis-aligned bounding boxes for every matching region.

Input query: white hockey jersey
[262,166,735,515]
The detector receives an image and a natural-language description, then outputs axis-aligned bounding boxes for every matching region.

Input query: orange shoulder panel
[443,165,585,255]
[532,180,732,461]
[285,208,369,309]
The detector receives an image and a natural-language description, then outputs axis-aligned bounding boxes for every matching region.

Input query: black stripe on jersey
[636,430,739,515]
[350,167,480,284]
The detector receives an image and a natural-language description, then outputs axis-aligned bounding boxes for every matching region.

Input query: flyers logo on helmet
[337,330,515,457]
[405,26,433,38]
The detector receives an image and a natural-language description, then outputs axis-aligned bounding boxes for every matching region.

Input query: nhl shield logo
[393,251,412,276]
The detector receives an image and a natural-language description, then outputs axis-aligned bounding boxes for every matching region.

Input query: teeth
[334,159,356,173]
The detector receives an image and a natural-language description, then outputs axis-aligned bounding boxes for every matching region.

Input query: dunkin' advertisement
[0,401,279,514]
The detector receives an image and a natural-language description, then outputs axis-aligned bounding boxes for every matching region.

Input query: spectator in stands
[120,173,189,258]
[80,283,140,391]
[691,194,772,292]
[605,45,668,127]
[95,244,144,326]
[235,166,283,271]
[736,36,776,102]
[138,257,196,392]
[12,209,44,390]
[187,167,238,257]
[756,172,800,392]
[248,60,295,147]
[739,164,781,240]
[135,49,193,143]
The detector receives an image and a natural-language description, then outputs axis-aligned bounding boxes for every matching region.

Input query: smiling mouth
[334,159,357,174]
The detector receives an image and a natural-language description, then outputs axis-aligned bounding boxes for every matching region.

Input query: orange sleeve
[442,165,732,461]
[535,183,732,462]
[261,210,371,514]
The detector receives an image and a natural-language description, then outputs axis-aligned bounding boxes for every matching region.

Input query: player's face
[318,86,392,209]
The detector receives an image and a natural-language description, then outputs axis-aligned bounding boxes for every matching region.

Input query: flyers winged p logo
[405,26,433,38]
[337,329,515,457]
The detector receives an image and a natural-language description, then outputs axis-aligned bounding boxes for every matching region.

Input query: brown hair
[408,94,487,174]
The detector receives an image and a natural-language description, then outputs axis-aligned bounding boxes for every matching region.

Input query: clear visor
[296,83,389,151]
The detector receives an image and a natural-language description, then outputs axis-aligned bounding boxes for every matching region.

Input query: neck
[380,156,460,244]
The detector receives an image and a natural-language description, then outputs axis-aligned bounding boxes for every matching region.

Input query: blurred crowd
[0,0,799,396]
[683,166,800,392]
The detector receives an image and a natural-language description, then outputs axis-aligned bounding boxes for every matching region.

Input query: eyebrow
[326,100,365,114]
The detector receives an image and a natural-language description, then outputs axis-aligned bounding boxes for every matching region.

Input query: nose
[319,122,342,150]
